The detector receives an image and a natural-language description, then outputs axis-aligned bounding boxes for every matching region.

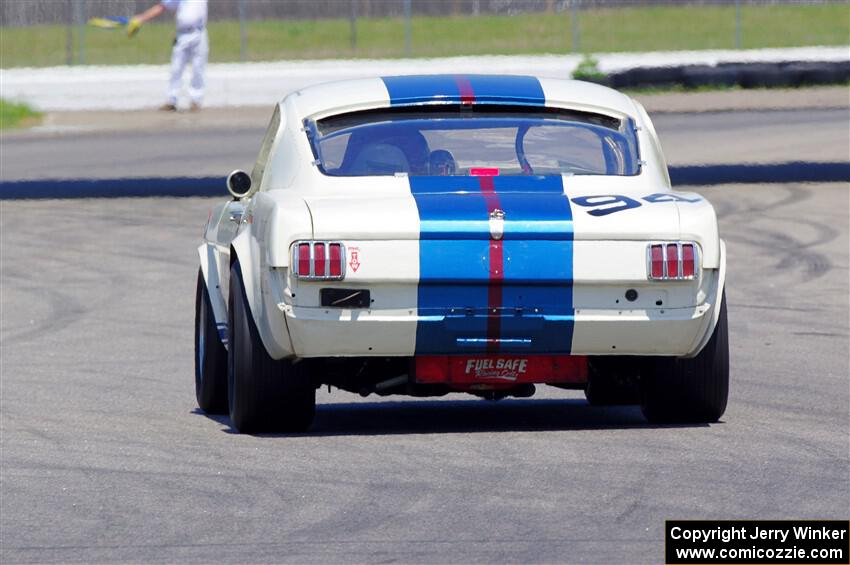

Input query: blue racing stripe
[382,75,546,107]
[409,176,569,240]
[411,175,575,355]
[393,74,574,354]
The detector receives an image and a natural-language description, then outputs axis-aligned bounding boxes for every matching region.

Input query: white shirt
[161,0,207,31]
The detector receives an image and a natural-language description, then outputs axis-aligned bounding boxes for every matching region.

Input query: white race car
[195,75,728,433]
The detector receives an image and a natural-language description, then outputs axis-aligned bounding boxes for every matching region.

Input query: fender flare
[229,227,261,346]
[197,242,229,346]
[685,238,727,357]
[229,227,294,359]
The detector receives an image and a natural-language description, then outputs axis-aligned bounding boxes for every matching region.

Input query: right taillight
[292,241,346,280]
[647,242,699,281]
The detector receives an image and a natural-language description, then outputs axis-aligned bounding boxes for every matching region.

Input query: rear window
[305,106,640,177]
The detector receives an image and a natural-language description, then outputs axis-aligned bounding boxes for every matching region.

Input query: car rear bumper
[259,261,722,360]
[277,299,715,358]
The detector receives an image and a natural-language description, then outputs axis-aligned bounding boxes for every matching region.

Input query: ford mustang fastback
[195,75,728,433]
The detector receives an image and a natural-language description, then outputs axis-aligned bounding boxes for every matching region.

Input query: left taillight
[647,242,699,281]
[292,241,346,280]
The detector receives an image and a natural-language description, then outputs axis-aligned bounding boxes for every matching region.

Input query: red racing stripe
[479,175,503,353]
[487,241,503,353]
[454,75,475,106]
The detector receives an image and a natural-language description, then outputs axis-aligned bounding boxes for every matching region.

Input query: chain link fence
[1,0,847,66]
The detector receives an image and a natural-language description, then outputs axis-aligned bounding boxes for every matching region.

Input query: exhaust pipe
[360,374,410,397]
[375,374,409,392]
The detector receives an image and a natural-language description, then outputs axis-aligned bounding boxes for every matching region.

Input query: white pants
[167,29,208,105]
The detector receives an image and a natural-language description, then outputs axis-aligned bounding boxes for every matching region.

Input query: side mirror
[226,170,252,199]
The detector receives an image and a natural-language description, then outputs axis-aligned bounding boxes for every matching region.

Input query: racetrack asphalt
[1,181,848,563]
[2,96,850,563]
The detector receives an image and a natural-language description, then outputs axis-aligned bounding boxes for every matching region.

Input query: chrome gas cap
[489,208,506,240]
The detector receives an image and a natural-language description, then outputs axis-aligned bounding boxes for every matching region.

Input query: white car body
[198,75,726,428]
[200,76,725,366]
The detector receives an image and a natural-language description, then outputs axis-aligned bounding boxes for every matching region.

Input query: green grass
[1,4,847,68]
[0,99,42,129]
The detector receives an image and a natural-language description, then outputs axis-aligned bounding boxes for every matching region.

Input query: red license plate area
[415,355,588,385]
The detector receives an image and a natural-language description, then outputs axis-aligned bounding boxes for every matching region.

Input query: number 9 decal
[570,195,642,217]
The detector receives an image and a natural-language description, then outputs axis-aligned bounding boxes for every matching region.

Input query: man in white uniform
[128,0,209,112]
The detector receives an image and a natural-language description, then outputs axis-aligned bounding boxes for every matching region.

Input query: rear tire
[228,260,315,434]
[640,292,729,424]
[195,269,228,414]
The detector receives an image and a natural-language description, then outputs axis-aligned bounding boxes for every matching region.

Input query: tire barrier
[604,60,850,89]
